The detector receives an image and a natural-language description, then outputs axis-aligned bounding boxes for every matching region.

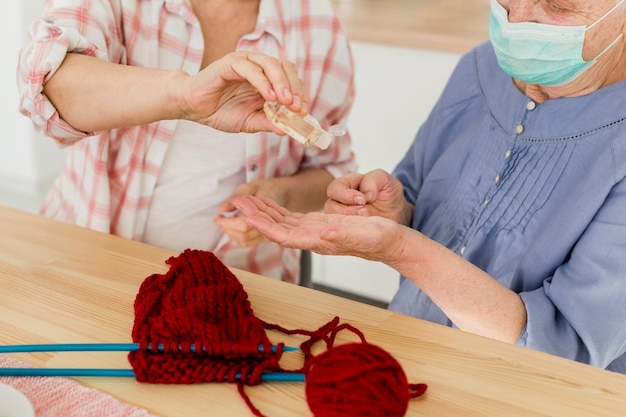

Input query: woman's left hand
[213,179,287,247]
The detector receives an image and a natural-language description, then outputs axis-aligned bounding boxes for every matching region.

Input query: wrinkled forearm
[43,53,188,132]
[387,226,527,343]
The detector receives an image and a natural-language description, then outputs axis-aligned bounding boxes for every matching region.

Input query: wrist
[400,201,415,226]
[385,224,430,273]
[166,69,193,121]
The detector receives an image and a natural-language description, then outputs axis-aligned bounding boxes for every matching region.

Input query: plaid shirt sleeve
[17,0,126,145]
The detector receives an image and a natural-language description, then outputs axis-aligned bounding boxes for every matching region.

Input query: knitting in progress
[128,249,427,416]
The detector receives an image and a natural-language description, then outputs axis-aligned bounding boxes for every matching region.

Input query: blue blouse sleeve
[519,176,626,370]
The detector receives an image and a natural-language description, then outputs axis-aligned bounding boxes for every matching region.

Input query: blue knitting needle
[0,343,299,354]
[0,368,305,381]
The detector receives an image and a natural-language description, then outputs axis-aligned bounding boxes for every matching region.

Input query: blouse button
[504,150,512,159]
[526,101,536,111]
[460,246,466,255]
[494,174,501,184]
[515,124,524,134]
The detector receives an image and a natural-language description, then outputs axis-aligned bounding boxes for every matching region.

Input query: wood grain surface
[1,205,626,416]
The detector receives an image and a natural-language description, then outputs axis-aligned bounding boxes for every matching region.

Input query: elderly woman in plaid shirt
[17,0,356,284]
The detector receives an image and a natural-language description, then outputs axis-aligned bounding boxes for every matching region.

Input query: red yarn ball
[304,343,426,417]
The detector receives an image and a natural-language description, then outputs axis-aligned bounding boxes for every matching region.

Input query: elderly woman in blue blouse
[233,0,626,373]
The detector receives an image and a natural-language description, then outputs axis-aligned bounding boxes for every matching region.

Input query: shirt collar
[160,0,282,44]
[163,0,197,25]
[243,0,284,46]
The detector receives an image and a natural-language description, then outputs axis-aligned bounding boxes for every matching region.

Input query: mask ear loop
[586,0,626,32]
[582,0,626,63]
[549,32,624,86]
[591,33,625,60]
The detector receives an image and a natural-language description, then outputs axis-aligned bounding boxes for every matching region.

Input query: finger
[324,198,367,216]
[217,200,240,217]
[234,195,303,230]
[256,197,294,217]
[246,53,308,113]
[213,216,253,233]
[233,195,287,226]
[216,52,278,103]
[233,195,263,216]
[248,112,289,135]
[233,196,304,244]
[244,212,292,245]
[255,197,310,228]
[279,60,309,114]
[225,228,268,247]
[326,173,368,205]
[357,169,393,203]
[213,214,269,246]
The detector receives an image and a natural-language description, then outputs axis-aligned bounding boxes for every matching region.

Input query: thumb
[358,169,393,203]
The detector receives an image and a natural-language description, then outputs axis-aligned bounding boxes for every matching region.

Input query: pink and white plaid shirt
[17,0,356,284]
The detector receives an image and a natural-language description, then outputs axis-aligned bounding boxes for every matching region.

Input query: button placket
[468,143,514,256]
[465,100,534,259]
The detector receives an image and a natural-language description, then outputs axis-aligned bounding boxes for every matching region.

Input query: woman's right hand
[324,169,414,226]
[178,51,308,134]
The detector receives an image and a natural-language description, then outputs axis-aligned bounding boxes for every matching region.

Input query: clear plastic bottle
[263,102,346,150]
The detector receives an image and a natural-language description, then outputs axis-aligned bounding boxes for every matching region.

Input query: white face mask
[489,0,625,86]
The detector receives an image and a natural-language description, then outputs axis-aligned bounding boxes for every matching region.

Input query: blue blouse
[389,41,626,373]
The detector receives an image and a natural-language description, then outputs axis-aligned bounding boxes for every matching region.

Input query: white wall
[0,2,36,195]
[0,5,460,304]
[0,1,67,211]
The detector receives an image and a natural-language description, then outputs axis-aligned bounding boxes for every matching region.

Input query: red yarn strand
[129,249,427,417]
[409,383,428,398]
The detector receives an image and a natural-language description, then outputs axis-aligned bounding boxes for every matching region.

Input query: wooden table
[331,0,490,53]
[1,204,626,416]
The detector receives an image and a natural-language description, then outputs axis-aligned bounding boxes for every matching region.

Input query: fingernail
[354,196,365,205]
[292,94,302,110]
[282,88,293,102]
[357,207,369,216]
[220,210,240,218]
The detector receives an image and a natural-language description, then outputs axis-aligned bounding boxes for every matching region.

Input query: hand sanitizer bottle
[263,102,346,150]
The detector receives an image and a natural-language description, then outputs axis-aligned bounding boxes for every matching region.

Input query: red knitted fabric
[128,249,427,417]
[128,249,283,385]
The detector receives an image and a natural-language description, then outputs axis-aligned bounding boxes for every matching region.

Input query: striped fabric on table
[0,355,154,417]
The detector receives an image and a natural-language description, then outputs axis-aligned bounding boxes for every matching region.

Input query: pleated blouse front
[390,41,626,372]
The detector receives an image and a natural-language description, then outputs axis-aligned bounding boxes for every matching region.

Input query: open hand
[233,195,405,262]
